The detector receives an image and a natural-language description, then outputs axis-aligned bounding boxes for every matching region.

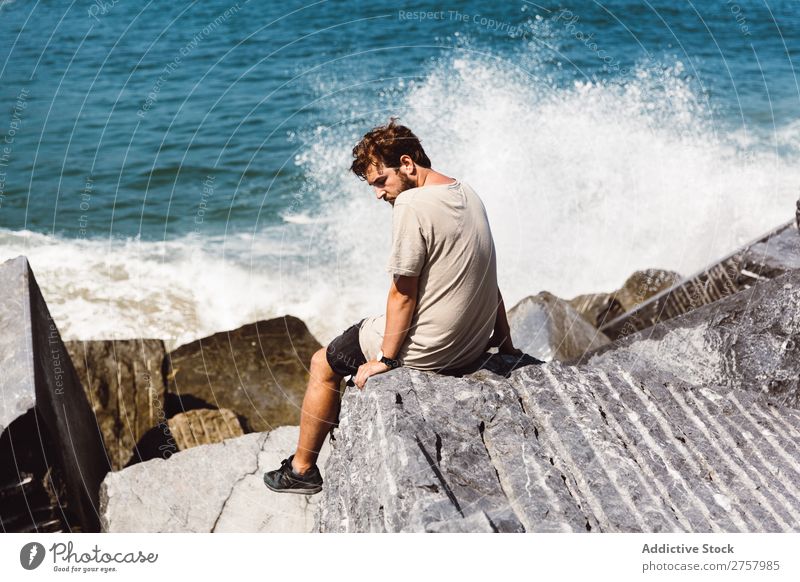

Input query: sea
[0,0,798,347]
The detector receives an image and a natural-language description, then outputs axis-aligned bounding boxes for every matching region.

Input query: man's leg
[264,321,365,494]
[291,347,343,474]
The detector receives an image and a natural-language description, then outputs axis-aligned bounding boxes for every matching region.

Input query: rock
[319,269,800,532]
[99,426,326,532]
[168,409,244,450]
[0,256,108,532]
[317,368,530,533]
[508,291,610,362]
[587,268,800,409]
[569,269,681,329]
[166,317,321,433]
[602,221,799,339]
[65,339,168,470]
[616,269,683,312]
[568,292,623,331]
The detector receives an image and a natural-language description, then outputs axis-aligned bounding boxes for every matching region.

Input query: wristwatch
[376,350,401,370]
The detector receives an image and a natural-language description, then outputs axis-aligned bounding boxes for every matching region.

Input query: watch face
[378,350,399,368]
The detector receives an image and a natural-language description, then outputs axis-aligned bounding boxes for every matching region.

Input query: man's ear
[399,154,416,175]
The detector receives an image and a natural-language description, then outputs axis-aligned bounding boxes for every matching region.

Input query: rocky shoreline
[2,214,799,532]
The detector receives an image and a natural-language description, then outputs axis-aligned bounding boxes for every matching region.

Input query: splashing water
[4,53,798,346]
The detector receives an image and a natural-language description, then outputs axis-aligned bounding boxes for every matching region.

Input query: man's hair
[350,118,432,180]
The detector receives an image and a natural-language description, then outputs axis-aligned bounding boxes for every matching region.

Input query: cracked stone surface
[100,425,327,532]
[318,269,800,532]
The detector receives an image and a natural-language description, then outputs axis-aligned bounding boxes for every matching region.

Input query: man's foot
[263,455,323,495]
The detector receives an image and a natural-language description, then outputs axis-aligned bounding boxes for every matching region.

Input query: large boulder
[318,269,800,532]
[99,426,326,532]
[166,317,321,433]
[0,256,108,532]
[508,291,610,362]
[65,339,168,470]
[587,266,800,409]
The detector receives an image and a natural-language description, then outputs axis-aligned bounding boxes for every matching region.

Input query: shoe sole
[263,481,322,495]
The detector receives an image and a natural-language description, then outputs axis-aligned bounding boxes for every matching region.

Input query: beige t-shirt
[358,180,499,371]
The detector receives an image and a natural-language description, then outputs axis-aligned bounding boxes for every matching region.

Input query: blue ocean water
[0,0,798,343]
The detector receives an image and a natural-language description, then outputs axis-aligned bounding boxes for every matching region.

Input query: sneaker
[263,455,323,495]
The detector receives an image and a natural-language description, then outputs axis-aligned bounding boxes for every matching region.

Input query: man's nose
[375,188,385,200]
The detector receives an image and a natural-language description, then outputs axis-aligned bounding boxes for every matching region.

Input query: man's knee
[311,347,339,379]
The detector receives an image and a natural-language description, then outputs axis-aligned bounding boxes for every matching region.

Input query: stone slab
[100,425,326,532]
[319,269,800,532]
[0,256,108,532]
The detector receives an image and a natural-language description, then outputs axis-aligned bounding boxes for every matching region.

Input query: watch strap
[377,350,401,369]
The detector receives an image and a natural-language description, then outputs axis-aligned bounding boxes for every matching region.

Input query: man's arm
[381,274,418,358]
[486,289,522,355]
[354,274,418,388]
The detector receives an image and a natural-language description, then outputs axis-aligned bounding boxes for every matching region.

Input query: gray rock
[100,425,326,532]
[588,268,800,409]
[0,256,108,532]
[166,317,321,433]
[508,291,610,362]
[65,339,168,470]
[319,269,800,532]
[317,369,525,532]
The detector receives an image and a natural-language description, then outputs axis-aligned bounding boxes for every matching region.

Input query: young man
[264,120,521,494]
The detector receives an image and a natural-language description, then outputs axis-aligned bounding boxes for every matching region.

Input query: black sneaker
[263,455,323,495]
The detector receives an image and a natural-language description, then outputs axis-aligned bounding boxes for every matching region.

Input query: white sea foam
[280,212,320,225]
[304,53,800,323]
[3,52,799,348]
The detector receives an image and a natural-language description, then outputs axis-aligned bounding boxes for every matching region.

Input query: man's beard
[397,172,416,192]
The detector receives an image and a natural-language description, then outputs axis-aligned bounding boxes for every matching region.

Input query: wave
[0,228,360,348]
[303,51,800,320]
[3,49,799,347]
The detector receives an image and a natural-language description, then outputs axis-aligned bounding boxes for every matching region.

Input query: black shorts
[325,319,368,377]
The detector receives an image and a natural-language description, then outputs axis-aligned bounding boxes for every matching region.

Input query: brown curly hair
[350,118,432,180]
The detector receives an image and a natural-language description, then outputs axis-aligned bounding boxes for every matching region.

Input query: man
[264,119,521,494]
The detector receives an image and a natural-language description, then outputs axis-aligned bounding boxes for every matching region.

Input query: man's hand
[487,290,523,356]
[485,333,523,356]
[354,360,390,389]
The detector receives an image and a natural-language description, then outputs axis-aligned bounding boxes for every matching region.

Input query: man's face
[365,164,416,206]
